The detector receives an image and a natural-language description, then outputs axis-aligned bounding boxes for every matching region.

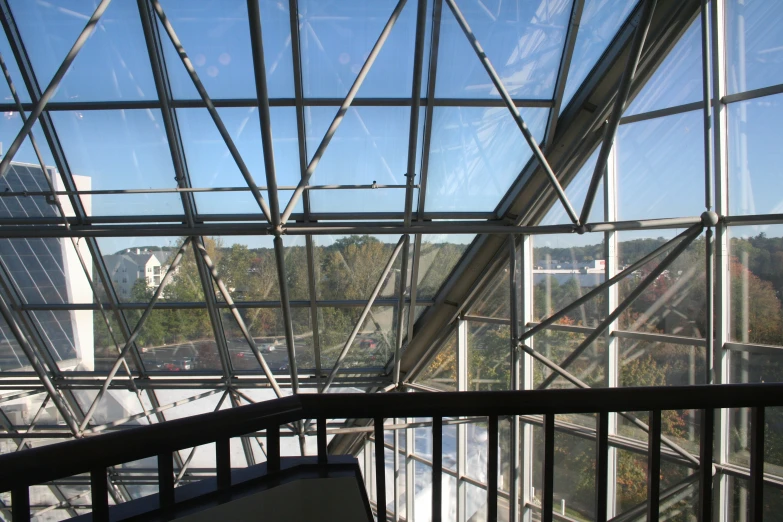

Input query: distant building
[103,249,169,299]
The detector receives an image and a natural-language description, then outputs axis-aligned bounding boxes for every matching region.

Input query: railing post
[90,466,108,521]
[647,410,662,521]
[542,414,555,522]
[749,407,765,522]
[699,408,714,522]
[488,415,499,521]
[596,411,609,522]
[433,416,443,522]
[11,486,29,521]
[375,417,386,521]
[317,417,328,465]
[267,425,281,473]
[158,452,174,511]
[216,438,231,491]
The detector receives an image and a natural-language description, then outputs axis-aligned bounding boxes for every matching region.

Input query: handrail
[2,383,782,521]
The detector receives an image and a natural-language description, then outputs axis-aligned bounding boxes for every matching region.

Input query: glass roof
[4,0,783,517]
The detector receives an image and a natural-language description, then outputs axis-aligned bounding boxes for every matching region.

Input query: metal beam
[393,235,410,385]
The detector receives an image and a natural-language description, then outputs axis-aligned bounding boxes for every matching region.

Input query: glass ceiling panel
[298,0,417,98]
[624,17,702,117]
[416,234,473,300]
[561,0,638,112]
[8,0,157,102]
[540,147,603,226]
[416,329,456,391]
[159,0,266,99]
[436,0,572,100]
[49,110,183,216]
[0,29,30,103]
[0,313,28,372]
[177,107,301,216]
[314,234,402,301]
[424,106,548,212]
[726,0,783,95]
[305,105,412,213]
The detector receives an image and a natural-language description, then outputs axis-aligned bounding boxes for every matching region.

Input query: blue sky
[0,0,781,257]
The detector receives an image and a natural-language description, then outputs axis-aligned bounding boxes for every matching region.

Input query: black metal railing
[0,383,781,521]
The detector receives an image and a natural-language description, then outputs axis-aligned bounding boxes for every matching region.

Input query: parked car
[359,339,378,350]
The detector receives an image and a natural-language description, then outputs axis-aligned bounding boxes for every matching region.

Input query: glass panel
[318,306,397,370]
[0,31,30,103]
[73,389,152,428]
[620,338,705,389]
[532,232,606,327]
[0,314,28,372]
[561,0,638,110]
[416,235,473,300]
[128,308,222,371]
[222,307,314,372]
[726,0,783,95]
[553,425,596,520]
[532,332,605,389]
[468,321,510,391]
[436,0,572,100]
[539,148,604,226]
[616,110,704,221]
[425,106,548,212]
[470,265,510,319]
[617,230,707,338]
[176,107,301,215]
[728,93,783,216]
[0,116,55,180]
[728,224,783,346]
[32,309,94,371]
[624,17,703,116]
[313,235,401,300]
[417,330,457,391]
[160,0,259,99]
[615,449,647,515]
[8,0,156,102]
[298,0,416,98]
[305,106,410,214]
[50,110,182,216]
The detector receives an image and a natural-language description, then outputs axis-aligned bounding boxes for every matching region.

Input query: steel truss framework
[0,0,779,520]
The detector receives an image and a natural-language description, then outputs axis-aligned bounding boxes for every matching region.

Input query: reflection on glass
[418,330,457,391]
[615,449,647,515]
[416,235,472,300]
[561,0,638,111]
[9,0,156,101]
[177,107,301,214]
[617,110,704,221]
[726,0,783,95]
[318,306,398,370]
[425,106,548,212]
[617,230,706,338]
[532,233,606,326]
[728,225,783,346]
[532,332,605,389]
[50,110,182,216]
[73,389,152,427]
[0,314,28,371]
[159,0,261,99]
[468,321,509,391]
[728,93,783,216]
[624,17,702,116]
[305,106,411,213]
[436,0,571,100]
[221,308,314,372]
[470,266,510,319]
[619,338,705,389]
[314,235,401,300]
[299,0,417,98]
[551,428,596,520]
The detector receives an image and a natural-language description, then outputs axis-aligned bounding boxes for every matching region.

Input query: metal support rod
[0,293,80,436]
[700,0,714,211]
[444,0,579,225]
[78,237,192,432]
[274,236,300,393]
[539,224,702,389]
[749,407,765,522]
[706,227,714,384]
[521,224,696,343]
[280,0,409,224]
[305,235,323,389]
[403,0,428,228]
[0,0,113,176]
[322,236,406,391]
[150,0,272,222]
[580,0,658,225]
[15,395,50,451]
[508,237,521,522]
[194,241,283,397]
[647,409,662,521]
[393,235,410,385]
